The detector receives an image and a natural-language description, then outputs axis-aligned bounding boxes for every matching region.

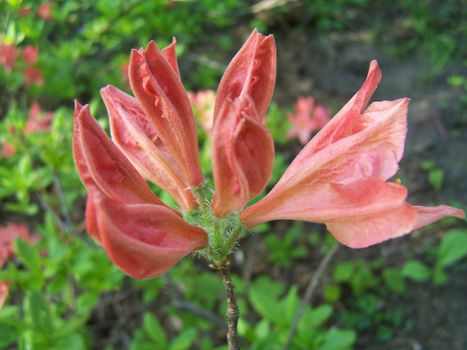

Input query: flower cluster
[1,102,55,158]
[0,43,43,87]
[73,30,463,279]
[288,96,330,144]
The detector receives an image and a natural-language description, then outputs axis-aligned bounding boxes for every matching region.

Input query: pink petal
[95,196,207,279]
[214,29,276,123]
[274,97,409,198]
[73,101,164,206]
[0,283,8,309]
[23,45,39,64]
[212,98,274,216]
[413,205,465,230]
[161,38,180,77]
[101,85,197,210]
[241,176,408,227]
[129,41,203,187]
[85,188,101,242]
[327,204,417,248]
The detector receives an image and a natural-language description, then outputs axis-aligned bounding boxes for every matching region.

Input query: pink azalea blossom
[23,67,44,87]
[241,60,464,248]
[288,96,330,144]
[73,31,463,281]
[0,223,39,265]
[22,45,39,64]
[18,6,33,16]
[1,140,16,158]
[188,90,216,136]
[24,101,55,135]
[0,44,18,72]
[38,2,53,21]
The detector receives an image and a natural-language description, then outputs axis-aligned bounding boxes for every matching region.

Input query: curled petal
[214,29,276,122]
[259,97,409,216]
[73,101,163,206]
[413,205,464,230]
[212,99,274,216]
[101,85,197,210]
[280,61,398,187]
[95,196,207,279]
[161,38,180,77]
[240,60,464,248]
[129,41,203,187]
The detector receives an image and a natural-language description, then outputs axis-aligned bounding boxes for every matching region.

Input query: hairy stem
[215,261,240,350]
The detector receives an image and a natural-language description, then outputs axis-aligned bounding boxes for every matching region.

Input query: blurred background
[0,0,466,349]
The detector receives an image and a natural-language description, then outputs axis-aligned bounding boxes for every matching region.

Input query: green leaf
[333,261,354,283]
[169,328,197,350]
[248,277,285,323]
[319,328,356,350]
[382,268,406,294]
[402,260,431,281]
[29,291,52,333]
[16,239,41,272]
[52,333,86,350]
[437,229,467,267]
[298,304,333,331]
[143,313,167,346]
[324,284,341,302]
[0,323,18,348]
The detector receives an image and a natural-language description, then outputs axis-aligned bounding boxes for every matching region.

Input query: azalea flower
[23,66,44,87]
[241,60,464,248]
[188,90,216,136]
[24,101,55,135]
[38,2,53,21]
[0,44,18,72]
[22,45,39,64]
[288,96,330,144]
[1,140,16,158]
[73,30,463,280]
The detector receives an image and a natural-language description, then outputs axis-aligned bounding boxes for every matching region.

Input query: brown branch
[215,261,240,350]
[284,244,339,350]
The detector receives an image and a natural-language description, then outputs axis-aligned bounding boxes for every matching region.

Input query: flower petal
[161,38,180,77]
[212,98,274,216]
[281,61,384,183]
[245,97,409,226]
[73,101,163,205]
[101,85,197,210]
[85,188,101,242]
[241,176,408,227]
[326,204,417,248]
[413,205,465,230]
[129,41,203,187]
[214,29,276,122]
[95,196,207,279]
